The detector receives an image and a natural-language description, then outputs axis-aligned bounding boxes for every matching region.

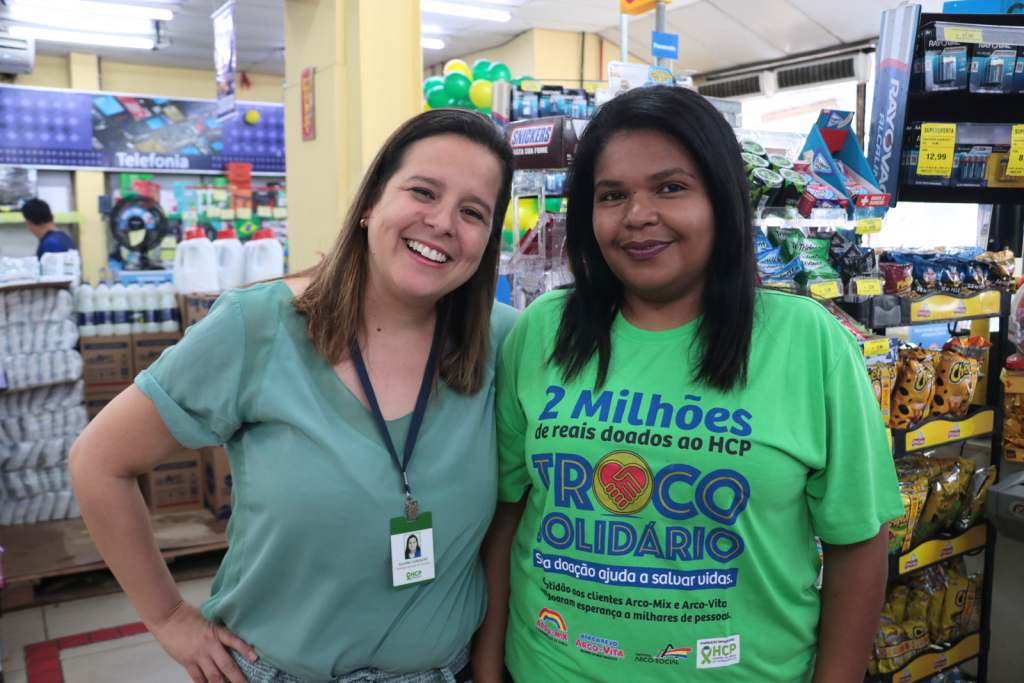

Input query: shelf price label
[863,339,891,357]
[1006,125,1024,177]
[810,281,841,299]
[942,26,984,43]
[856,279,882,296]
[856,217,883,234]
[917,123,957,177]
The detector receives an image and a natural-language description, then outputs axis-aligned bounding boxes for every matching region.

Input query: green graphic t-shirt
[496,289,904,682]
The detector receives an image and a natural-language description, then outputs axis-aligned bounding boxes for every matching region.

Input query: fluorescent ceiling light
[5,6,155,35]
[421,1,510,22]
[421,24,447,34]
[9,25,155,49]
[9,0,173,21]
[422,37,445,49]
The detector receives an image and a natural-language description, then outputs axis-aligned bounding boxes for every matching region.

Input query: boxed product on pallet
[138,449,202,514]
[132,331,182,375]
[201,446,232,520]
[178,293,219,330]
[79,335,133,386]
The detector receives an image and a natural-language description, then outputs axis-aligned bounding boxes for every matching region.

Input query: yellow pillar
[284,0,422,272]
[68,53,107,285]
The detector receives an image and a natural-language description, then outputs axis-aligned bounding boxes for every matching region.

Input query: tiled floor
[2,577,213,683]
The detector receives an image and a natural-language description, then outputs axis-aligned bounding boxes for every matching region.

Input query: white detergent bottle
[127,283,145,334]
[173,228,219,294]
[214,227,246,290]
[93,284,113,336]
[76,283,96,337]
[244,229,284,284]
[142,283,160,333]
[110,283,131,335]
[158,282,180,333]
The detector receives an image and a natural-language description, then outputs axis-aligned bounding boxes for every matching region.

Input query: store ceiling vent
[0,32,34,75]
[775,53,872,92]
[696,71,775,100]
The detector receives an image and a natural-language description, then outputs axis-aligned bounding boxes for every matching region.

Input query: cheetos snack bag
[954,465,996,531]
[890,475,928,553]
[929,347,979,419]
[914,463,962,544]
[939,560,970,643]
[892,348,938,428]
[869,363,898,428]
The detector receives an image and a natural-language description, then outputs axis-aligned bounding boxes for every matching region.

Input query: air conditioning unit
[696,71,775,100]
[0,32,34,75]
[775,52,872,92]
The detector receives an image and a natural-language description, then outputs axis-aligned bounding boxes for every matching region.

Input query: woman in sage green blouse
[69,109,518,683]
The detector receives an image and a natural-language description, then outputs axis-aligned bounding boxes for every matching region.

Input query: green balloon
[511,79,522,87]
[455,97,475,110]
[518,75,535,81]
[487,62,512,82]
[426,85,453,109]
[472,59,491,81]
[443,72,472,100]
[423,75,444,95]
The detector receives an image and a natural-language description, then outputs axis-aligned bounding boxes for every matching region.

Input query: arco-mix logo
[535,608,569,644]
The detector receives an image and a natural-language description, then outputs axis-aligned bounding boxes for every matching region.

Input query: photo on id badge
[390,513,435,587]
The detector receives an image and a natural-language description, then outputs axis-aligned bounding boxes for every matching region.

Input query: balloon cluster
[423,58,534,114]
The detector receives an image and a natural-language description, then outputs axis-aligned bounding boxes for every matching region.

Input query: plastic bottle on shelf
[110,283,131,336]
[76,283,96,338]
[173,228,219,294]
[127,283,145,334]
[142,283,160,334]
[214,227,246,290]
[93,284,113,336]
[158,282,180,333]
[244,229,285,283]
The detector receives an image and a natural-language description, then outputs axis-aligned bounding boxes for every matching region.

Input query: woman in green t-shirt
[70,109,518,683]
[476,87,903,682]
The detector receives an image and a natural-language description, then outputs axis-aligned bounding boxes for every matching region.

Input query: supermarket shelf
[891,406,994,455]
[900,290,1008,327]
[0,279,73,294]
[935,21,1024,45]
[888,524,986,578]
[0,377,81,394]
[0,211,83,224]
[865,632,982,683]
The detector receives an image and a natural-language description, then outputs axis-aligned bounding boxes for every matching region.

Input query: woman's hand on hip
[150,600,257,683]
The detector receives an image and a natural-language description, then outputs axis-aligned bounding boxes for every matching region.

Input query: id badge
[390,512,435,588]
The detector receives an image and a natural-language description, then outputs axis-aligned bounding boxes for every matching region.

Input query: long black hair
[550,86,758,392]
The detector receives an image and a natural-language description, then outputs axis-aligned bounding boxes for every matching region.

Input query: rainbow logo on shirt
[536,608,569,643]
[656,646,693,659]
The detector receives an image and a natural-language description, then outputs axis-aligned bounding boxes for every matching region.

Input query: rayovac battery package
[970,44,1017,94]
[914,23,968,92]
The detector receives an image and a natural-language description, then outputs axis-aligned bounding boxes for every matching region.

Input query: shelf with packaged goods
[844,290,1009,331]
[864,631,982,683]
[0,280,74,294]
[888,524,986,579]
[0,211,83,224]
[891,406,994,456]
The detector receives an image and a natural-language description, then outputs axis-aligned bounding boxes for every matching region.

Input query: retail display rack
[860,7,1024,683]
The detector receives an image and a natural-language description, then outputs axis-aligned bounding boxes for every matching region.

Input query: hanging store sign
[212,0,237,122]
[0,84,285,174]
[651,31,679,59]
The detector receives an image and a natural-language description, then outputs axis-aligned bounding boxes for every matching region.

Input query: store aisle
[2,577,213,683]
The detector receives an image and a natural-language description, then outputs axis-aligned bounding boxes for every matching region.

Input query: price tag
[212,189,229,202]
[856,217,883,234]
[916,123,957,177]
[521,80,543,92]
[273,207,288,218]
[856,279,882,296]
[221,208,236,220]
[1006,125,1024,177]
[863,339,891,358]
[206,207,221,218]
[256,206,272,218]
[943,26,983,43]
[236,208,253,220]
[810,281,841,299]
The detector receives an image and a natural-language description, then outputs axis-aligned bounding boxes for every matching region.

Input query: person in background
[70,109,517,683]
[475,86,903,683]
[22,198,77,258]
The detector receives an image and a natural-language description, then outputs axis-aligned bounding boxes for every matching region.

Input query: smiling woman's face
[363,133,503,308]
[591,129,715,305]
[407,536,419,552]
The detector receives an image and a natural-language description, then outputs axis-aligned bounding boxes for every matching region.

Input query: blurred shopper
[22,198,77,258]
[71,109,517,683]
[475,86,903,683]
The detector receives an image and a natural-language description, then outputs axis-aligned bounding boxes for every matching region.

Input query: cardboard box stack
[0,284,87,525]
[201,446,232,519]
[138,449,203,514]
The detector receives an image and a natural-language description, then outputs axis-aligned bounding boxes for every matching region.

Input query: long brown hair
[292,108,514,395]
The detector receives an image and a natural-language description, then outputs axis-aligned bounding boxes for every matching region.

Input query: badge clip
[406,496,419,522]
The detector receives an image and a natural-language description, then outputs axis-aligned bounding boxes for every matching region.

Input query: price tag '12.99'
[1006,125,1024,177]
[917,123,957,177]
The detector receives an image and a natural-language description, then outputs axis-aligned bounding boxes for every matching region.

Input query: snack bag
[1004,394,1024,448]
[889,584,910,623]
[881,261,913,295]
[960,573,983,635]
[943,457,976,529]
[978,249,1015,288]
[909,564,948,644]
[939,560,970,643]
[914,463,961,544]
[892,349,938,428]
[890,476,927,553]
[869,363,898,428]
[929,347,979,419]
[954,465,997,530]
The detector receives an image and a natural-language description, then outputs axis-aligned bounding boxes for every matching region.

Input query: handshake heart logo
[593,450,654,515]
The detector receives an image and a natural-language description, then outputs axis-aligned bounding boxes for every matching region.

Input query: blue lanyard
[350,317,440,521]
